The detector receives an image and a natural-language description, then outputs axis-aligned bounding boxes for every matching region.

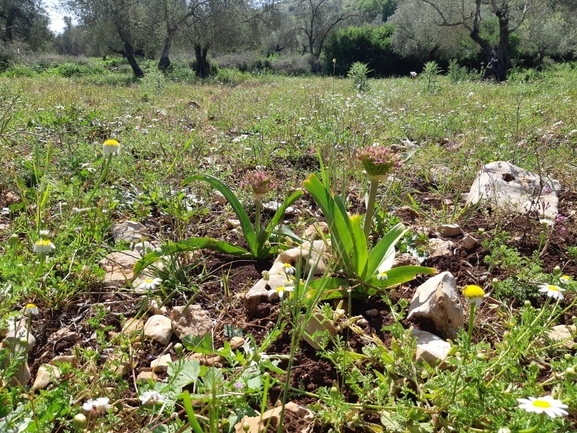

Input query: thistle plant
[355,144,403,240]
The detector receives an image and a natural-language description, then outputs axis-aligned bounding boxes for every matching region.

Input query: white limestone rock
[245,240,329,311]
[428,238,454,258]
[407,271,464,340]
[100,250,141,287]
[466,161,560,220]
[151,353,172,373]
[2,318,36,354]
[111,221,148,243]
[412,329,451,366]
[170,305,214,341]
[437,224,462,237]
[143,315,173,345]
[32,364,61,390]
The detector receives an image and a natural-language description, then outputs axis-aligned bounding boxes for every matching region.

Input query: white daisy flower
[138,278,163,291]
[33,239,55,254]
[559,275,572,285]
[517,395,568,418]
[139,390,165,406]
[376,271,388,281]
[275,285,294,299]
[23,303,39,316]
[538,284,565,300]
[462,285,486,306]
[102,139,120,155]
[282,263,296,276]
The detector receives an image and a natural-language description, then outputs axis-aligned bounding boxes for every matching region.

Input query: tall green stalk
[363,178,379,240]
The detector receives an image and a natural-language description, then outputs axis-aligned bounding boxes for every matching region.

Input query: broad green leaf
[304,174,355,272]
[182,334,214,354]
[182,174,257,252]
[168,360,201,390]
[365,223,407,279]
[133,237,250,276]
[369,265,437,289]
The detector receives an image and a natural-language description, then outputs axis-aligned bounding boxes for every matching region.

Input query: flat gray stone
[111,221,148,243]
[100,250,140,287]
[2,318,36,354]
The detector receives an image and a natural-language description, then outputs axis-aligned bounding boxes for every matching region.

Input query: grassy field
[1,61,577,432]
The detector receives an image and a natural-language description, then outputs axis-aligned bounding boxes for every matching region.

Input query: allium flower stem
[364,178,380,240]
[255,197,262,238]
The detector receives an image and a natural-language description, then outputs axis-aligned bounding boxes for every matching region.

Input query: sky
[44,0,67,34]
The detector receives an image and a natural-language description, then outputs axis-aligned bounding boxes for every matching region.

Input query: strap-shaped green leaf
[182,174,257,254]
[365,222,407,280]
[133,237,250,276]
[304,174,355,272]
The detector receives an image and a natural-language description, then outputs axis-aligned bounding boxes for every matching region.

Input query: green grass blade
[182,174,257,253]
[180,391,204,433]
[264,190,303,235]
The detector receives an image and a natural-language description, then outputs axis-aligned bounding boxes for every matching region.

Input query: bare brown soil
[23,189,577,432]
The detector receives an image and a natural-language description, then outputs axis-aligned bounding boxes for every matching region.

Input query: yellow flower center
[103,139,119,146]
[26,303,37,309]
[145,279,154,283]
[532,400,552,409]
[463,285,485,299]
[548,285,559,291]
[36,239,51,245]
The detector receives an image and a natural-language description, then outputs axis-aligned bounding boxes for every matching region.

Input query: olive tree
[518,0,577,64]
[294,0,356,60]
[389,0,468,63]
[183,0,253,77]
[391,0,530,81]
[0,0,51,48]
[63,0,150,76]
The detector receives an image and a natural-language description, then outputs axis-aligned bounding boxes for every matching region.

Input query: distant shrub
[447,59,481,83]
[52,62,105,77]
[3,64,37,77]
[348,62,372,91]
[215,68,251,84]
[270,55,315,75]
[324,24,419,77]
[167,61,199,83]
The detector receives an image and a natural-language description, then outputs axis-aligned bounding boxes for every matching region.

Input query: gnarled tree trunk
[124,40,145,77]
[194,44,209,78]
[158,28,176,72]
